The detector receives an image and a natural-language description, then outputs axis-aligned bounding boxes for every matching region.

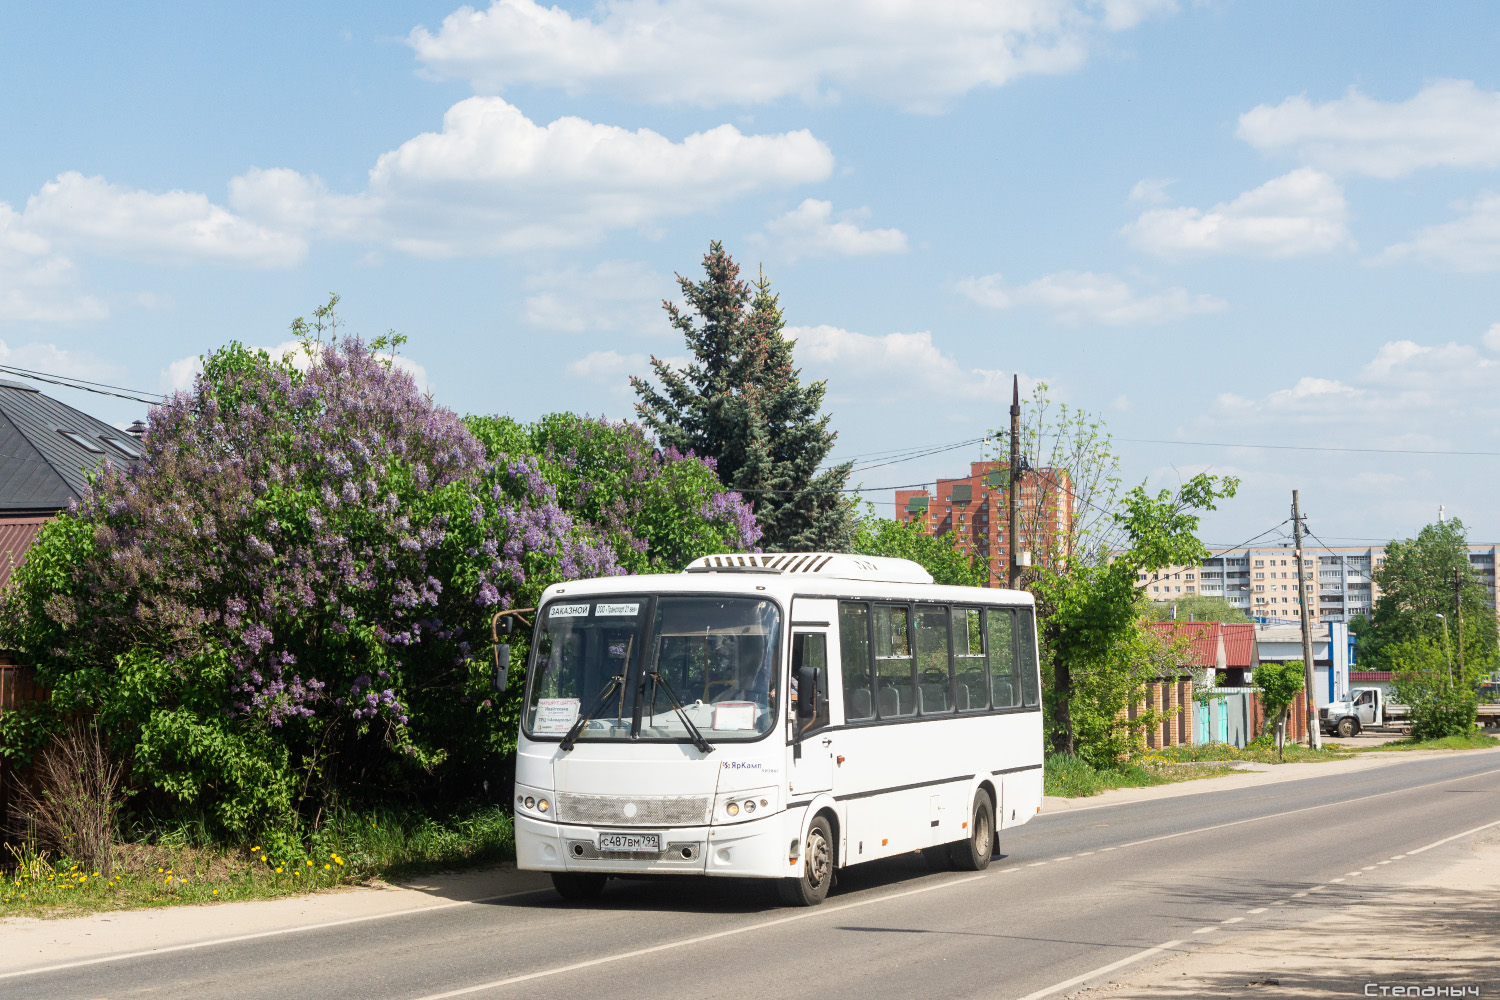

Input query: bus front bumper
[515,809,796,879]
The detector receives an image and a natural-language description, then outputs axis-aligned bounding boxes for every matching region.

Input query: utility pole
[1292,491,1322,749]
[1455,566,1464,682]
[1008,375,1020,589]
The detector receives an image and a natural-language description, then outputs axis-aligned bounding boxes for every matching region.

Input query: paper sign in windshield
[533,698,581,734]
[549,604,590,619]
[595,603,640,617]
[713,701,757,730]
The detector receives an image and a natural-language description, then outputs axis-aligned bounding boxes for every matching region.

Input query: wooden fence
[0,657,47,835]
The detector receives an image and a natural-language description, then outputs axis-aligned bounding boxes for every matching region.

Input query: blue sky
[3,1,1498,548]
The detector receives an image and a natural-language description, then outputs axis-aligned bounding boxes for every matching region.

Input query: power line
[0,364,164,406]
[1121,436,1500,459]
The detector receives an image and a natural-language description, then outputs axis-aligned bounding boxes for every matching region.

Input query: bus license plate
[599,832,660,852]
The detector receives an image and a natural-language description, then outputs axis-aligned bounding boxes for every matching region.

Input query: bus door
[787,617,835,800]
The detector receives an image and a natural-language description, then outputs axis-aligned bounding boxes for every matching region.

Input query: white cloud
[1213,326,1500,436]
[1128,177,1174,205]
[785,324,1014,402]
[955,270,1225,325]
[408,0,1177,112]
[755,199,908,261]
[1377,192,1500,272]
[0,204,109,324]
[1237,80,1500,179]
[524,261,672,335]
[565,349,650,385]
[162,340,429,393]
[23,172,305,268]
[0,338,120,383]
[234,97,834,254]
[1484,324,1500,353]
[1125,168,1351,259]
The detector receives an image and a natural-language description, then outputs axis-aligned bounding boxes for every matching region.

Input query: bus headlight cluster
[515,788,552,818]
[717,787,777,823]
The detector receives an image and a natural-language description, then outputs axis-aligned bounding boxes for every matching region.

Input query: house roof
[0,378,142,512]
[1149,621,1257,669]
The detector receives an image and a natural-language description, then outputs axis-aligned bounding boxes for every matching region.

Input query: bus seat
[993,678,1015,708]
[955,684,970,711]
[850,687,873,719]
[919,683,948,713]
[877,686,900,717]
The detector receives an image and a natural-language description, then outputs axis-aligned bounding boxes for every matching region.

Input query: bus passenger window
[791,633,831,733]
[1017,608,1039,707]
[839,602,875,722]
[873,605,916,718]
[914,606,952,714]
[954,608,988,712]
[986,608,1018,708]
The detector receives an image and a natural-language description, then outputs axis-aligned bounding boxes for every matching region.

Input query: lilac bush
[2,338,616,836]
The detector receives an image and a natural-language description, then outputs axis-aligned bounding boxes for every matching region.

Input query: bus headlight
[537,798,550,813]
[716,786,778,824]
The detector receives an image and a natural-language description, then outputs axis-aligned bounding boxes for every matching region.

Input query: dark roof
[0,378,142,512]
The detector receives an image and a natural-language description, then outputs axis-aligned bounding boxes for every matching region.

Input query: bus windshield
[524,595,782,743]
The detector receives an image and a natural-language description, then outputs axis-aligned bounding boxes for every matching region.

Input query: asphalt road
[12,750,1500,1000]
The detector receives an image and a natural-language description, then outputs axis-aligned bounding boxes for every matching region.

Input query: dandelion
[305,860,312,866]
[252,847,261,852]
[275,867,283,874]
[212,890,218,896]
[324,864,331,870]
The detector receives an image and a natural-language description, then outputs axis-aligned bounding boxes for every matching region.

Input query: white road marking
[1076,851,1094,856]
[1307,885,1327,893]
[1192,927,1217,935]
[1052,857,1073,862]
[1390,854,1406,860]
[1028,862,1048,867]
[1270,900,1288,906]
[405,874,987,1000]
[1221,917,1244,924]
[1406,817,1500,855]
[1377,860,1391,865]
[1291,891,1309,898]
[1362,865,1377,870]
[0,887,553,982]
[1346,871,1363,876]
[1011,940,1184,1000]
[1330,878,1346,883]
[1247,907,1267,914]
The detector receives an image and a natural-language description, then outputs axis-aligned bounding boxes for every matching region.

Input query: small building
[0,377,143,588]
[1253,622,1352,709]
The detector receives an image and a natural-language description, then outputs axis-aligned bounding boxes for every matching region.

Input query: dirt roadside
[1069,829,1500,999]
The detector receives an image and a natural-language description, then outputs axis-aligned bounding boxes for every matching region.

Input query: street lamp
[1436,613,1454,680]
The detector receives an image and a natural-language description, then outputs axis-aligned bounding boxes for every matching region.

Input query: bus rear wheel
[778,815,833,906]
[551,872,607,901]
[948,792,994,872]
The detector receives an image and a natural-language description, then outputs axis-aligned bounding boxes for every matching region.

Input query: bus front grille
[556,792,712,827]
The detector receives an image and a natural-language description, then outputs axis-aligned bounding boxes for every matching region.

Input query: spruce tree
[631,242,855,552]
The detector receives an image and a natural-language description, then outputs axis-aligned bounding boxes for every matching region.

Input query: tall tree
[1362,518,1498,671]
[631,242,855,551]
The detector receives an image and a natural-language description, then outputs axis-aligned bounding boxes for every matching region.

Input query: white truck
[1319,687,1411,738]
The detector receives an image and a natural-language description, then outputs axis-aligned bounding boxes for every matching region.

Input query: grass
[0,803,514,921]
[1043,752,1242,798]
[1348,732,1500,753]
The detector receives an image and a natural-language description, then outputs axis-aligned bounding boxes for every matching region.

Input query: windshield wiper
[559,674,626,752]
[647,671,715,754]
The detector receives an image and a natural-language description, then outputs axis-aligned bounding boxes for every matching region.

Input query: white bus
[510,552,1044,906]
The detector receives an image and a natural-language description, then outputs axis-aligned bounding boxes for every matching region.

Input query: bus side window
[873,604,916,718]
[954,607,988,712]
[1017,608,1040,708]
[838,602,875,722]
[914,605,952,714]
[986,608,1018,708]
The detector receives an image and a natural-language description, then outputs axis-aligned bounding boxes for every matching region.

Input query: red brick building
[896,461,1074,587]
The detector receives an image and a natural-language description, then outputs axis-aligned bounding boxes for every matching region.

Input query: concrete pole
[1292,490,1322,749]
[1455,566,1464,682]
[1008,375,1020,589]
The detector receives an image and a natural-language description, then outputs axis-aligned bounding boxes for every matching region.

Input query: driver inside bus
[711,635,769,706]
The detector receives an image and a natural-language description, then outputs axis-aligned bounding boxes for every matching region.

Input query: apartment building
[1131,541,1500,623]
[896,461,1074,588]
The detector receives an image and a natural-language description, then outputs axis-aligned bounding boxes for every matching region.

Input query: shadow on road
[487,851,1009,915]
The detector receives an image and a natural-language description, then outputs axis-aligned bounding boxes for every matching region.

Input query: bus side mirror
[796,665,817,723]
[492,643,510,694]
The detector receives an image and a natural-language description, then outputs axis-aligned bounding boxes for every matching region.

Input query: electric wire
[0,364,164,406]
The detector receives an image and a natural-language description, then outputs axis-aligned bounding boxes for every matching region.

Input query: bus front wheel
[948,793,994,872]
[551,872,607,901]
[778,815,834,906]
